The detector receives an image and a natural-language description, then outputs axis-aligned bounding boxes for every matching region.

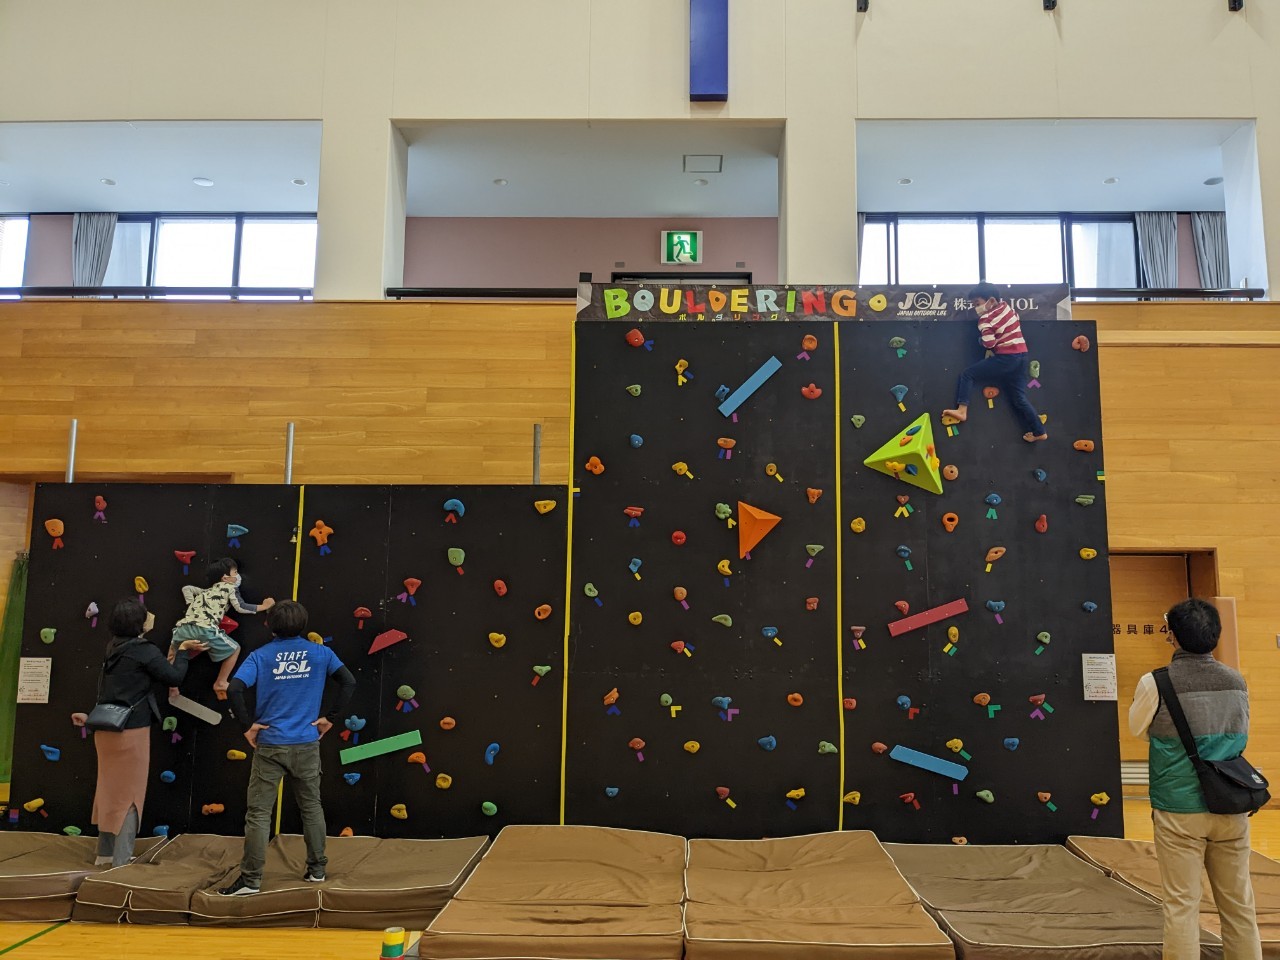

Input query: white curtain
[72,213,118,287]
[1191,212,1230,290]
[1134,211,1177,289]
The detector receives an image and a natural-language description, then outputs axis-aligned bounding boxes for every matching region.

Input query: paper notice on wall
[1082,653,1118,702]
[16,657,52,704]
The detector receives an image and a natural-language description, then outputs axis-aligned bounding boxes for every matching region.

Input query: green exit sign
[661,230,703,264]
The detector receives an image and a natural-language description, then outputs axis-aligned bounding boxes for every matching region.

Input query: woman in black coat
[73,599,206,866]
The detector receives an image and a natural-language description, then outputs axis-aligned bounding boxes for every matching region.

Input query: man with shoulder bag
[1130,597,1267,959]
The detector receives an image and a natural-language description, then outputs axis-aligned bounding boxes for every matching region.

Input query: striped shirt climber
[977,299,1028,354]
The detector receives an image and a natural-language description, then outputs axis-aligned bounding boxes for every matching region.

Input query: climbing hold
[890,384,908,405]
[343,773,361,785]
[1082,601,1098,613]
[762,626,778,640]
[604,787,619,798]
[22,798,44,813]
[345,717,367,732]
[786,788,806,800]
[850,626,866,640]
[973,693,991,706]
[390,804,408,820]
[439,716,456,730]
[983,386,1000,405]
[801,334,819,351]
[624,328,645,347]
[659,693,673,707]
[673,587,687,602]
[628,557,643,577]
[850,517,866,534]
[1029,360,1041,379]
[227,749,247,760]
[447,547,466,568]
[442,498,465,518]
[711,696,732,710]
[1028,693,1046,705]
[1035,514,1048,534]
[985,547,1006,568]
[202,804,225,816]
[1079,547,1098,560]
[805,597,819,611]
[806,488,823,504]
[353,606,372,630]
[1004,738,1020,751]
[670,641,687,654]
[63,826,82,837]
[817,741,838,755]
[896,545,911,560]
[1075,495,1096,507]
[407,751,428,771]
[1033,468,1048,483]
[941,513,959,533]
[629,434,644,448]
[625,384,642,397]
[159,769,174,782]
[488,632,507,648]
[628,737,646,752]
[1073,440,1095,452]
[493,580,508,597]
[715,786,731,800]
[714,502,733,520]
[338,827,354,838]
[532,665,551,677]
[1037,792,1052,803]
[684,741,700,754]
[948,626,959,642]
[975,790,995,804]
[786,692,804,707]
[484,742,500,765]
[305,631,324,645]
[671,530,687,546]
[534,603,553,620]
[711,614,733,627]
[952,837,968,845]
[672,461,693,478]
[1072,334,1092,352]
[942,464,959,481]
[628,611,643,626]
[871,742,888,754]
[843,791,861,805]
[1091,792,1111,806]
[309,520,334,551]
[844,698,857,710]
[162,716,177,732]
[850,415,866,428]
[801,383,823,400]
[533,499,557,514]
[435,773,452,790]
[894,600,909,615]
[986,600,1006,613]
[84,601,99,629]
[758,736,777,751]
[583,583,598,598]
[985,493,1002,506]
[896,695,911,711]
[44,519,64,549]
[39,628,55,645]
[716,559,733,576]
[945,739,964,754]
[1036,631,1051,645]
[584,456,605,475]
[153,826,170,838]
[396,685,416,701]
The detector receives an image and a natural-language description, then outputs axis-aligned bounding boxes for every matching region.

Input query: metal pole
[284,422,296,485]
[65,419,78,482]
[532,423,542,485]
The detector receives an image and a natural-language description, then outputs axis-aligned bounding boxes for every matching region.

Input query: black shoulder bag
[86,640,161,733]
[1153,667,1270,815]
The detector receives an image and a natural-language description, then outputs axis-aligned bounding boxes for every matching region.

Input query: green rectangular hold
[340,729,422,765]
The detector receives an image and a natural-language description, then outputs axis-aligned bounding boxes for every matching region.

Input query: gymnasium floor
[0,800,1274,958]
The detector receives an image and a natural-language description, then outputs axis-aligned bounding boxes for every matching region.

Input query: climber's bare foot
[1024,432,1048,443]
[942,407,967,423]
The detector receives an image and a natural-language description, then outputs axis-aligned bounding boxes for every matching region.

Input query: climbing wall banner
[576,283,1072,322]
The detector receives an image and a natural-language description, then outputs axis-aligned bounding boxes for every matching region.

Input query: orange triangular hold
[737,501,781,558]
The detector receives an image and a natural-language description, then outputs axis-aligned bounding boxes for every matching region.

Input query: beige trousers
[1153,808,1262,960]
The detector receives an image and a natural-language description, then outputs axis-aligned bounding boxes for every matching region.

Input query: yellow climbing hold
[435,773,453,790]
[948,625,959,642]
[390,803,408,820]
[842,791,861,805]
[1079,547,1098,560]
[684,741,701,754]
[786,788,806,801]
[850,517,866,534]
[488,632,507,648]
[1091,791,1111,806]
[945,739,964,753]
[628,611,643,626]
[226,749,247,761]
[306,632,325,645]
[134,576,149,594]
[534,499,557,514]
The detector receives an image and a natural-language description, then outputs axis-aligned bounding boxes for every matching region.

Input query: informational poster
[1082,653,1119,701]
[16,657,52,704]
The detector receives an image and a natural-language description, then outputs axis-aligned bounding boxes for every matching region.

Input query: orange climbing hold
[603,687,620,706]
[973,693,991,706]
[201,804,224,816]
[942,513,960,533]
[737,501,781,558]
[309,520,333,546]
[806,488,823,504]
[786,692,804,707]
[439,716,456,730]
[871,742,888,754]
[534,603,553,620]
[801,383,823,400]
[1073,440,1096,452]
[584,456,605,475]
[801,334,818,351]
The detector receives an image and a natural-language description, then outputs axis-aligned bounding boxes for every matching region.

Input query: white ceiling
[0,117,1249,219]
[0,121,321,213]
[402,121,783,218]
[855,119,1247,213]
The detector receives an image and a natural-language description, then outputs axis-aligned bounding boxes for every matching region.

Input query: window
[0,216,29,294]
[983,217,1064,284]
[1070,219,1138,289]
[896,217,979,285]
[154,216,236,294]
[102,219,153,287]
[858,219,891,285]
[238,218,317,295]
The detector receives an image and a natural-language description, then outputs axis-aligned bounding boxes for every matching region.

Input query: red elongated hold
[623,506,644,518]
[1035,514,1048,534]
[493,579,508,597]
[894,600,910,615]
[715,786,730,800]
[1029,693,1046,705]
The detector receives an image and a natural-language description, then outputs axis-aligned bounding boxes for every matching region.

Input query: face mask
[231,573,242,587]
[143,612,155,635]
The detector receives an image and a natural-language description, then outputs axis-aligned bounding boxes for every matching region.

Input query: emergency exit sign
[661,230,703,264]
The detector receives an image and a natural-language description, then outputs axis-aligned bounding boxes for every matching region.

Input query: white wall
[1,0,1276,296]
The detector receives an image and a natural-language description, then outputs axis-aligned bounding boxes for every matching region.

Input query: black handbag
[1154,667,1270,815]
[86,639,161,733]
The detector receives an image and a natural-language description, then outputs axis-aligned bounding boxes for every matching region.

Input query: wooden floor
[1,800,1277,957]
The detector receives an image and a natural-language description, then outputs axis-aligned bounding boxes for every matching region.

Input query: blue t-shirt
[233,637,344,746]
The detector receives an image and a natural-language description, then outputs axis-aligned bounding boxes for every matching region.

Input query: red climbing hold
[1035,514,1048,534]
[801,383,823,400]
[894,600,910,615]
[625,328,645,348]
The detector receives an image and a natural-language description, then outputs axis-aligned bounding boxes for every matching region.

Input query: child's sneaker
[303,866,326,883]
[218,877,260,896]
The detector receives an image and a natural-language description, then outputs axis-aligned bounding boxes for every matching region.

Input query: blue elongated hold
[159,769,175,783]
[757,735,777,751]
[153,825,170,838]
[1033,469,1048,483]
[896,545,912,559]
[604,786,619,798]
[890,384,908,403]
[1082,601,1098,613]
[711,696,732,710]
[718,356,782,418]
[628,557,642,574]
[896,695,911,710]
[985,493,1002,506]
[345,716,367,731]
[1003,738,1020,751]
[40,744,60,762]
[442,498,465,517]
[485,742,501,765]
[905,464,919,475]
[986,600,1006,613]
[761,626,779,639]
[629,434,644,448]
[343,772,361,785]
[905,424,921,436]
[889,744,969,781]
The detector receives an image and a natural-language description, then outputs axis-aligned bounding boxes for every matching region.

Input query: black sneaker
[218,877,260,896]
[303,866,326,883]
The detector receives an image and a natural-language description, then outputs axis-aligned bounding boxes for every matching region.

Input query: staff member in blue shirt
[219,600,356,896]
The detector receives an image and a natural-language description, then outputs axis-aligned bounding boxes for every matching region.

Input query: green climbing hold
[805,544,824,557]
[39,628,55,644]
[714,502,733,520]
[481,801,498,816]
[583,583,599,598]
[850,415,866,428]
[711,614,733,628]
[659,693,673,707]
[976,790,995,804]
[63,825,82,836]
[1075,495,1096,507]
[447,547,466,567]
[162,716,177,732]
[396,685,416,700]
[1036,631,1051,644]
[818,741,838,755]
[625,384,642,397]
[532,665,551,677]
[1029,360,1041,378]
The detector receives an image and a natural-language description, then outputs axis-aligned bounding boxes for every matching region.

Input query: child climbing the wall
[169,558,274,697]
[941,281,1047,443]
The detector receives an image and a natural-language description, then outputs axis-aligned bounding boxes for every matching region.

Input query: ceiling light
[99,178,116,186]
[1103,177,1119,185]
[1204,176,1224,186]
[192,177,214,187]
[492,178,508,186]
[291,178,308,186]
[683,155,724,174]
[694,178,709,186]
[897,178,913,185]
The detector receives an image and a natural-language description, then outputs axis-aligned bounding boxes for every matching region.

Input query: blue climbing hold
[985,493,1002,506]
[629,434,644,448]
[343,773,361,785]
[757,735,777,751]
[761,626,779,639]
[1082,601,1098,613]
[711,696,732,710]
[890,384,909,403]
[905,464,919,475]
[39,744,60,762]
[896,695,911,710]
[905,424,921,436]
[442,498,465,517]
[628,557,642,574]
[895,545,912,559]
[986,600,1006,613]
[1033,469,1048,483]
[153,825,170,838]
[159,769,175,783]
[1003,738,1020,751]
[485,742,501,765]
[226,524,249,538]
[604,787,619,798]
[715,384,731,401]
[344,716,366,731]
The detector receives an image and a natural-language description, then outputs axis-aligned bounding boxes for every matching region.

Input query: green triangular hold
[862,413,944,495]
[805,544,824,557]
[532,665,551,677]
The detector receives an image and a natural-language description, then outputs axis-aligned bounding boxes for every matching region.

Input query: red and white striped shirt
[977,300,1027,354]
